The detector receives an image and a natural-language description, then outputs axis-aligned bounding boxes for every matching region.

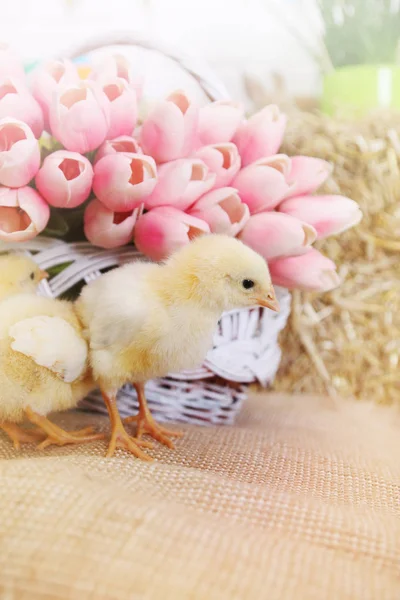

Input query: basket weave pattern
[10,238,290,424]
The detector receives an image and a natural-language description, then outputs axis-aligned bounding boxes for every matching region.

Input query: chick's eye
[30,272,35,280]
[242,279,255,290]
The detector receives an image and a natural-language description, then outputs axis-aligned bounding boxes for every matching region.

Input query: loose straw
[274,110,400,405]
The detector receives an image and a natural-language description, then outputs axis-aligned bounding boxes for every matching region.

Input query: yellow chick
[0,255,103,450]
[77,234,279,460]
[0,254,48,301]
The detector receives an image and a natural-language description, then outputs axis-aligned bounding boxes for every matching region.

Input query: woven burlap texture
[0,393,399,600]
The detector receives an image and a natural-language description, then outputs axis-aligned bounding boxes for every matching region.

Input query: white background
[0,0,323,107]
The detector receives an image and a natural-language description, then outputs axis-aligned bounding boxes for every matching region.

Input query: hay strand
[275,110,400,405]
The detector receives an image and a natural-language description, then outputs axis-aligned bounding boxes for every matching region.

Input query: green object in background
[322,65,400,117]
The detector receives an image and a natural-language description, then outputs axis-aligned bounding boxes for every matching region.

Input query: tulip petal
[134,206,209,261]
[189,187,249,236]
[95,136,142,163]
[232,155,291,213]
[93,152,157,211]
[0,187,49,242]
[0,78,43,138]
[193,143,241,189]
[102,77,137,139]
[36,150,93,208]
[285,156,333,198]
[140,91,198,162]
[238,211,316,260]
[31,59,79,130]
[279,194,362,238]
[233,104,286,166]
[50,81,110,153]
[197,101,244,146]
[269,248,340,291]
[0,118,40,187]
[84,199,138,248]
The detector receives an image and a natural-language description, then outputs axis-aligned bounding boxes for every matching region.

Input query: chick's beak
[255,287,280,312]
[38,270,49,281]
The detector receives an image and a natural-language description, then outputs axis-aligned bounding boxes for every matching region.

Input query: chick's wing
[9,316,88,383]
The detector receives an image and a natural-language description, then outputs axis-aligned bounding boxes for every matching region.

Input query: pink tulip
[0,118,40,187]
[95,135,142,164]
[91,53,144,100]
[31,59,79,130]
[279,194,362,238]
[134,206,209,261]
[285,156,333,198]
[100,77,137,139]
[232,154,292,213]
[193,143,241,189]
[233,105,286,167]
[49,80,110,153]
[189,187,249,236]
[197,101,244,146]
[0,187,50,242]
[35,150,93,209]
[0,78,43,138]
[269,248,340,292]
[84,199,139,249]
[0,43,25,82]
[140,90,198,163]
[145,158,215,211]
[93,152,157,212]
[238,211,316,260]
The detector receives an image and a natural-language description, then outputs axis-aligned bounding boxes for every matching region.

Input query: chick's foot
[101,390,153,460]
[124,383,183,449]
[24,407,105,449]
[0,422,46,450]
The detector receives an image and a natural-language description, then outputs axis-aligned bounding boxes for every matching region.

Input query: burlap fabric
[0,393,399,599]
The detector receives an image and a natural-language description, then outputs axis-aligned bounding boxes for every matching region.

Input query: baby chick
[0,255,103,450]
[77,234,279,460]
[0,254,48,301]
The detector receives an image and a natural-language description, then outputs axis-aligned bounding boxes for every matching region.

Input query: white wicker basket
[2,35,291,425]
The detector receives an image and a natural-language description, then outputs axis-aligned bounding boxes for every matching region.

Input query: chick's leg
[124,383,183,449]
[24,407,105,449]
[0,422,46,450]
[101,389,153,460]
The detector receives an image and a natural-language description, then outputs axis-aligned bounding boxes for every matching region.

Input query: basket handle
[57,31,231,102]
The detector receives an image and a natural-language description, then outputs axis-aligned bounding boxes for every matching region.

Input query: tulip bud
[100,77,137,139]
[93,152,157,212]
[279,194,362,238]
[0,118,40,187]
[0,78,43,138]
[193,143,241,189]
[0,187,50,242]
[140,90,198,162]
[134,206,209,261]
[269,248,340,291]
[232,154,292,213]
[189,187,249,236]
[238,211,316,260]
[233,105,286,166]
[49,80,110,153]
[84,199,139,249]
[94,136,142,164]
[197,100,244,146]
[36,150,93,209]
[31,59,80,130]
[285,156,333,198]
[91,53,144,100]
[145,158,215,211]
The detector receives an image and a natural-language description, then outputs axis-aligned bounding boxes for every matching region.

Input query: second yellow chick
[0,255,102,449]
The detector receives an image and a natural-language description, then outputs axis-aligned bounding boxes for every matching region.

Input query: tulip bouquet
[0,44,362,292]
